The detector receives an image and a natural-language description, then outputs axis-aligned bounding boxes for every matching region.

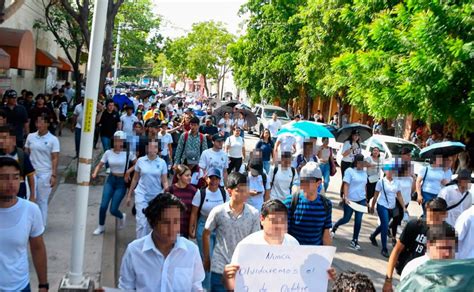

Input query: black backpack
[289,192,331,219]
[198,187,227,217]
[270,166,296,192]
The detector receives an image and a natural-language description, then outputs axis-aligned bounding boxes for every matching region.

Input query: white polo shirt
[25,131,60,174]
[119,234,205,291]
[418,166,450,195]
[121,114,139,136]
[343,168,368,202]
[375,178,401,209]
[268,166,300,201]
[158,132,173,156]
[276,134,296,153]
[267,119,281,137]
[247,173,271,212]
[134,156,167,202]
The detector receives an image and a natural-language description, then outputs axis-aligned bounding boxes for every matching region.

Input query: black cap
[190,117,200,125]
[3,89,17,99]
[212,133,225,141]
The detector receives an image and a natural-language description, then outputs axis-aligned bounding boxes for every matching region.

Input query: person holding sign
[203,172,261,291]
[119,193,205,291]
[285,161,333,246]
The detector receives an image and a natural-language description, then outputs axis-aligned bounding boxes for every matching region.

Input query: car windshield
[385,142,422,160]
[263,109,289,119]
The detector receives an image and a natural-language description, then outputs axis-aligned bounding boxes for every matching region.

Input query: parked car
[251,105,291,136]
[336,134,427,174]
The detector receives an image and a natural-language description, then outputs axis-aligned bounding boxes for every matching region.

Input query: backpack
[289,192,331,219]
[16,147,25,177]
[198,187,226,218]
[271,166,296,191]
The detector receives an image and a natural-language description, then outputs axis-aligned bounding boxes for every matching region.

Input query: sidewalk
[29,129,107,290]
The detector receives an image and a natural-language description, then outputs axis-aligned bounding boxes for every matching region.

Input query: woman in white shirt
[365,147,383,202]
[369,165,406,258]
[233,112,247,139]
[126,139,168,238]
[340,130,361,197]
[331,154,367,251]
[218,112,233,139]
[416,155,450,215]
[225,127,246,173]
[92,131,136,235]
[317,138,333,192]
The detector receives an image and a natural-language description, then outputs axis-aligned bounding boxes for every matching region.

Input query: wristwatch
[39,283,49,290]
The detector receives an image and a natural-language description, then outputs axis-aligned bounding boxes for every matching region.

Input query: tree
[150,53,170,79]
[0,0,24,23]
[163,36,191,90]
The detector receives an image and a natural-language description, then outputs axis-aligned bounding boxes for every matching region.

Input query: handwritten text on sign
[235,244,336,292]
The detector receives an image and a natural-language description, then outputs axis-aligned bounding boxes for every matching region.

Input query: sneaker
[369,234,378,247]
[349,240,361,251]
[93,225,105,235]
[118,213,126,230]
[106,168,111,174]
[381,249,390,258]
[330,230,336,239]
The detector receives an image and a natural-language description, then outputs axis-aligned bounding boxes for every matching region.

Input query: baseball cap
[208,168,221,179]
[3,89,17,99]
[113,130,127,140]
[212,133,225,141]
[300,162,322,179]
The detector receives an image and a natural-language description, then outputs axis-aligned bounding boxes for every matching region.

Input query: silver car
[252,105,291,136]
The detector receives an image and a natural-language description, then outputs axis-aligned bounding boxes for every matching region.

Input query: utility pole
[113,22,122,92]
[59,0,107,290]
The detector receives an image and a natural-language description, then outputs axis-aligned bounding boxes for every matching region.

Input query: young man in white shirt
[438,169,472,226]
[199,133,229,186]
[268,151,300,201]
[72,98,84,158]
[0,157,48,291]
[455,205,474,259]
[266,113,281,144]
[119,193,205,291]
[158,121,173,168]
[120,105,139,137]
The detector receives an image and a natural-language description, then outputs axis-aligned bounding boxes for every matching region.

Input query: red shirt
[165,184,197,238]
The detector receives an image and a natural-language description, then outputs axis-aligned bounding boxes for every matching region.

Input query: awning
[0,28,35,70]
[36,49,61,68]
[0,49,10,69]
[58,56,73,71]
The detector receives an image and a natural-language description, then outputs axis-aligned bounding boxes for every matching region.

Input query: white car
[252,105,291,136]
[337,134,427,174]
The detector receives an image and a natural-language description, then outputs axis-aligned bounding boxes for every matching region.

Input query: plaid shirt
[174,130,207,165]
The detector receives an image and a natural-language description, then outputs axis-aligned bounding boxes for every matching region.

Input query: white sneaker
[349,240,361,251]
[118,213,126,230]
[330,230,336,239]
[106,168,111,174]
[93,225,105,235]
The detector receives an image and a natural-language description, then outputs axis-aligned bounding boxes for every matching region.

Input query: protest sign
[235,244,336,292]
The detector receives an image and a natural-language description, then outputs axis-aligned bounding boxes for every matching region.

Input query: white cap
[113,130,127,140]
[300,161,322,179]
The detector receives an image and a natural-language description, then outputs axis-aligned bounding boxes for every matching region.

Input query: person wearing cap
[199,117,219,149]
[189,168,228,290]
[382,198,447,291]
[158,121,173,168]
[2,89,29,148]
[368,164,406,258]
[438,169,472,227]
[340,129,361,198]
[25,114,60,228]
[331,154,367,251]
[174,117,207,169]
[120,105,139,137]
[199,133,229,187]
[92,131,136,235]
[284,161,332,246]
[247,161,271,211]
[225,127,246,174]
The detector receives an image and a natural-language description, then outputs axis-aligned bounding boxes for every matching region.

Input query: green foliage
[163,36,191,80]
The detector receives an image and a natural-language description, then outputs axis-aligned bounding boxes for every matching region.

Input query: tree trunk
[203,75,210,97]
[336,93,343,128]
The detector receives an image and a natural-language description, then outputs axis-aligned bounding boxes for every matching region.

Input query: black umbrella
[212,105,234,122]
[134,89,153,99]
[235,106,258,127]
[419,141,465,158]
[335,123,372,143]
[221,100,240,108]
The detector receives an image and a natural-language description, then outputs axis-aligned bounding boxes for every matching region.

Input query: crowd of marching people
[0,85,473,291]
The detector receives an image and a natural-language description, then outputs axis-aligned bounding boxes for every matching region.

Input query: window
[17,69,25,77]
[263,109,289,120]
[57,69,69,81]
[34,66,47,79]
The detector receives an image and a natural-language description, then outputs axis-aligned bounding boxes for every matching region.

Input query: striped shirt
[284,192,332,245]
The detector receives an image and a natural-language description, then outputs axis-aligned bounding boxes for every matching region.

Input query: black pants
[340,161,352,197]
[228,157,243,174]
[366,181,377,203]
[389,200,406,238]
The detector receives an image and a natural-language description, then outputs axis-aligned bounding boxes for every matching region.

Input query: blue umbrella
[277,127,308,137]
[193,109,206,117]
[420,141,465,158]
[284,121,335,138]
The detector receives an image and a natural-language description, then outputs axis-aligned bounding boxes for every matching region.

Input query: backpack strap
[262,173,267,190]
[289,192,300,220]
[290,167,296,190]
[319,194,331,215]
[16,147,25,177]
[124,144,130,175]
[421,167,429,190]
[197,188,207,217]
[219,186,227,203]
[446,191,470,211]
[270,166,279,189]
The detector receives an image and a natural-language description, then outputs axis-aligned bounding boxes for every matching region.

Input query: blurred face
[300,178,320,194]
[426,209,447,225]
[322,138,329,146]
[35,117,49,133]
[113,138,124,150]
[205,119,212,126]
[161,125,168,133]
[190,122,199,132]
[0,116,5,126]
[107,102,115,111]
[281,154,292,167]
[208,176,221,188]
[134,124,144,135]
[0,166,20,196]
[443,156,453,169]
[36,98,45,106]
[355,160,364,170]
[234,128,241,136]
[401,152,411,162]
[261,212,287,240]
[213,139,224,149]
[178,170,191,185]
[263,130,270,139]
[146,141,159,156]
[0,133,14,151]
[224,112,230,119]
[428,239,456,260]
[272,113,277,120]
[228,183,249,204]
[303,143,313,156]
[352,133,360,141]
[434,155,443,167]
[153,206,181,245]
[384,169,393,179]
[458,179,471,193]
[239,112,244,119]
[372,147,380,157]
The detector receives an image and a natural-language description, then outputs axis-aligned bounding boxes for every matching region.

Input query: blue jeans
[161,154,170,167]
[372,204,392,250]
[211,272,226,291]
[263,160,271,174]
[75,127,81,157]
[320,162,330,191]
[197,216,216,290]
[333,199,366,242]
[422,191,437,216]
[99,175,126,225]
[101,136,112,151]
[21,283,30,292]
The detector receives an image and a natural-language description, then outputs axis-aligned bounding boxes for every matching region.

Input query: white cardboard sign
[235,244,336,292]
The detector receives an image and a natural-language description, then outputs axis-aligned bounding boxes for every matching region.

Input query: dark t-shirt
[99,110,120,138]
[29,106,57,133]
[165,184,197,238]
[3,104,28,147]
[199,125,218,148]
[256,140,274,162]
[396,219,428,275]
[0,148,35,198]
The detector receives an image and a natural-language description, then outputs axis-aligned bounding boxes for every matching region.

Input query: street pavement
[32,130,423,291]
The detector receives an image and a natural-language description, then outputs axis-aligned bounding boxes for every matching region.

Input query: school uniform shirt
[343,168,368,202]
[119,234,205,292]
[267,119,282,137]
[418,166,450,195]
[247,173,271,212]
[198,148,229,186]
[100,150,136,174]
[276,135,296,153]
[365,156,383,183]
[134,156,168,202]
[0,199,44,291]
[192,188,229,217]
[225,135,244,158]
[395,176,414,207]
[158,132,173,156]
[439,184,472,227]
[231,230,299,263]
[73,103,83,128]
[455,206,474,259]
[205,202,260,274]
[341,141,361,163]
[375,178,401,209]
[218,118,233,133]
[25,131,60,174]
[120,114,139,136]
[268,166,300,201]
